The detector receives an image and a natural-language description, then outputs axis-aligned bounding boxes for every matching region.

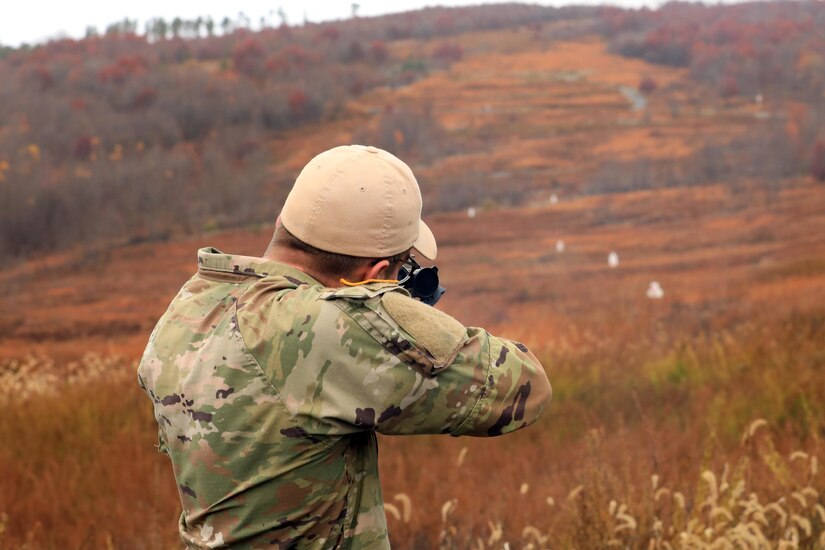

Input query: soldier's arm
[277,286,552,437]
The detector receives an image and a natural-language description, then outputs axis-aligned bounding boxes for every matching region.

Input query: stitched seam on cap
[380,173,393,256]
[303,152,355,242]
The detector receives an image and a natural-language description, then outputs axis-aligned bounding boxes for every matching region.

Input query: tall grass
[396,420,823,548]
[0,355,179,549]
[1,313,823,548]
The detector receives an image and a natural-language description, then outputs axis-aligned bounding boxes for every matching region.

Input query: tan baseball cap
[280,145,437,260]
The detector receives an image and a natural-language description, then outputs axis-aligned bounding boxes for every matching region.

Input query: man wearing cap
[137,145,552,548]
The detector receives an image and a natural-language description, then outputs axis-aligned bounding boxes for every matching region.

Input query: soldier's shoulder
[321,282,468,370]
[378,291,467,366]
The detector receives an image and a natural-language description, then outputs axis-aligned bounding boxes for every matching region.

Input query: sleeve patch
[381,292,467,366]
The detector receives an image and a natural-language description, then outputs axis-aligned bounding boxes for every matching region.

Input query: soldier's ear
[364,259,391,281]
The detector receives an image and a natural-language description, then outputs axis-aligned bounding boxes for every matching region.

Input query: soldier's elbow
[517,362,552,429]
[532,369,553,420]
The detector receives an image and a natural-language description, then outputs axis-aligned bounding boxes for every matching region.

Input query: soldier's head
[266,145,437,287]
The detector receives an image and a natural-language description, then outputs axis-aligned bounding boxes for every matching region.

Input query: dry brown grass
[0,355,180,549]
[1,311,823,549]
[428,421,823,548]
[375,312,825,548]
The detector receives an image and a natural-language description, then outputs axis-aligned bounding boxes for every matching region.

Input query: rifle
[397,255,445,306]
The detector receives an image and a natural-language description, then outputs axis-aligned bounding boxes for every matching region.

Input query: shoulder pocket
[381,292,467,369]
[323,285,457,377]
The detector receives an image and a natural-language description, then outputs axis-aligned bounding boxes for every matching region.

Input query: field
[2,10,825,550]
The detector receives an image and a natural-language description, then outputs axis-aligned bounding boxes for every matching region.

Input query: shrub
[639,76,657,94]
[812,140,825,181]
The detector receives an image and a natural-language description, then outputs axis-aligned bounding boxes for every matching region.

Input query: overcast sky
[1,0,672,47]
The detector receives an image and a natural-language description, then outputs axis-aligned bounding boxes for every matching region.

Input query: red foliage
[398,70,418,86]
[232,38,265,77]
[639,76,657,94]
[370,41,389,64]
[265,45,321,77]
[287,90,309,120]
[130,87,157,110]
[343,41,365,63]
[265,54,289,75]
[610,5,825,98]
[347,78,366,96]
[70,98,88,111]
[316,26,340,42]
[98,55,148,84]
[812,141,825,181]
[234,139,259,161]
[435,14,457,34]
[432,42,463,63]
[284,45,318,69]
[74,136,93,161]
[385,25,411,41]
[719,76,740,99]
[28,66,54,91]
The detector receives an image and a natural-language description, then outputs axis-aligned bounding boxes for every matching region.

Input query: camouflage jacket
[137,247,552,549]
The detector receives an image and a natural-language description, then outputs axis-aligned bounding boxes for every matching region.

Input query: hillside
[1,2,823,259]
[2,22,824,360]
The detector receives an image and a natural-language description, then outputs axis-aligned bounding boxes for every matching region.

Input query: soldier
[138,145,552,548]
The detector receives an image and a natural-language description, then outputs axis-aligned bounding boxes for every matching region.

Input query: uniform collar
[197,247,322,287]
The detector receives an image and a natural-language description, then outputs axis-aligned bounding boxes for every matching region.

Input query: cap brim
[413,219,437,260]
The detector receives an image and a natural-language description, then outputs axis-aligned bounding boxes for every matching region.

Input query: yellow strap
[339,278,399,287]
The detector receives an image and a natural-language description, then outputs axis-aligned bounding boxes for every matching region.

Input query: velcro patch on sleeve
[381,292,467,366]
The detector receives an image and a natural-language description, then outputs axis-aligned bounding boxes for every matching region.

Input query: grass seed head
[731,480,745,501]
[764,502,787,527]
[384,503,401,522]
[521,526,547,544]
[702,470,719,503]
[567,485,584,501]
[790,492,807,510]
[790,514,811,537]
[753,510,768,527]
[393,493,412,523]
[789,451,809,462]
[487,521,503,545]
[440,499,457,523]
[741,418,768,444]
[710,506,734,524]
[456,447,468,467]
[615,512,637,532]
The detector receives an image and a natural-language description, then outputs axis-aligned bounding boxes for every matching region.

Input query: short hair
[274,224,407,279]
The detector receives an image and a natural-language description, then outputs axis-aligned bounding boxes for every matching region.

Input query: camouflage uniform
[138,247,552,549]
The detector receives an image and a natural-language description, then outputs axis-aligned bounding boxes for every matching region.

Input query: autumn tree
[369,41,389,64]
[719,76,739,99]
[639,76,657,94]
[432,42,463,63]
[232,38,265,78]
[812,141,825,181]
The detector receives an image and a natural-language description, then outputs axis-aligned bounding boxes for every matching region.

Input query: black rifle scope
[397,257,445,306]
